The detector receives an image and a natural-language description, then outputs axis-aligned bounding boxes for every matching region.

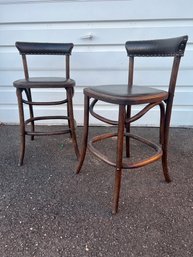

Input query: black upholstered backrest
[15,42,74,55]
[125,36,188,96]
[125,36,188,57]
[15,42,74,80]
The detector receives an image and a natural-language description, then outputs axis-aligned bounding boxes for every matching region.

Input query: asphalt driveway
[0,125,193,257]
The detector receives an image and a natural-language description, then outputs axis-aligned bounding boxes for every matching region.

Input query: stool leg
[112,105,125,214]
[162,101,172,183]
[76,95,90,174]
[25,88,35,141]
[125,105,131,158]
[162,135,171,183]
[67,87,74,139]
[66,88,80,159]
[159,102,165,145]
[67,100,72,138]
[16,89,25,166]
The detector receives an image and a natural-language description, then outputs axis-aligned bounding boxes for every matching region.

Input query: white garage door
[0,0,193,126]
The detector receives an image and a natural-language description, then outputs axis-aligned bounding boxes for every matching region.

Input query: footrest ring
[88,132,162,169]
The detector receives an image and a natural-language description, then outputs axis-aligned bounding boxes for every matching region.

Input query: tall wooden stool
[13,42,79,166]
[76,35,188,214]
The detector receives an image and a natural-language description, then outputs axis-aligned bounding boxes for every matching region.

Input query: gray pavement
[0,125,193,257]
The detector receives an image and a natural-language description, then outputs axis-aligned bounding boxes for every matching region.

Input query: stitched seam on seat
[128,53,183,57]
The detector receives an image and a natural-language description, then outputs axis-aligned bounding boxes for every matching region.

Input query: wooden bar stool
[13,42,79,166]
[76,35,188,214]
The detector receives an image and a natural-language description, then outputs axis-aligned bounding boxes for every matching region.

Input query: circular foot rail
[88,132,163,169]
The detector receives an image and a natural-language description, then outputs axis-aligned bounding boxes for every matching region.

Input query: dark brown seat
[13,42,79,166]
[76,35,188,214]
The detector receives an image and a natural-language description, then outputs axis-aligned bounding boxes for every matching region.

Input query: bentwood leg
[162,100,172,183]
[16,88,26,166]
[66,88,80,159]
[67,97,72,138]
[159,102,165,145]
[76,95,90,174]
[125,105,131,158]
[162,134,171,183]
[25,88,35,141]
[112,105,126,214]
[67,87,75,138]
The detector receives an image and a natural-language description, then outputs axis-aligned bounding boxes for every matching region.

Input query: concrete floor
[0,125,193,257]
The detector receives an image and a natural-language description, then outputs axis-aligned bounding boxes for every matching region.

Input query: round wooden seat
[85,84,168,105]
[13,77,75,89]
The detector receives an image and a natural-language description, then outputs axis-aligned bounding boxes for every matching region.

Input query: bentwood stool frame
[76,35,188,214]
[13,42,79,166]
